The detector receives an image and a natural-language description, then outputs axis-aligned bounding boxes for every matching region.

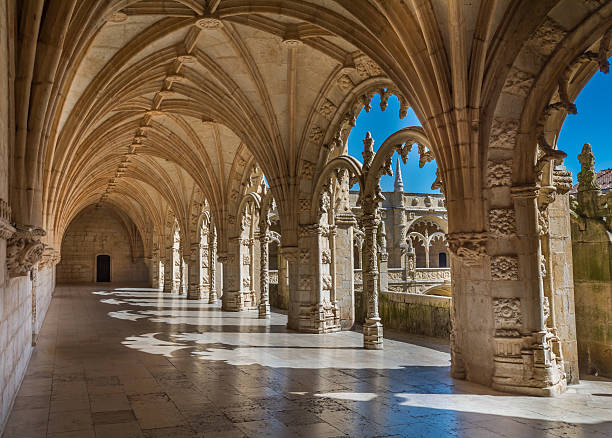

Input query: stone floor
[3,285,612,438]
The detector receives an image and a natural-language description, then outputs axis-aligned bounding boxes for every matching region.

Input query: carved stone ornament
[487,160,512,187]
[543,296,551,325]
[321,249,332,264]
[299,275,312,290]
[299,199,310,212]
[318,99,337,120]
[242,255,251,265]
[299,248,310,263]
[446,232,487,266]
[493,297,522,337]
[195,17,222,29]
[242,276,251,289]
[353,54,383,79]
[491,255,520,281]
[552,168,573,194]
[488,209,517,237]
[489,118,519,150]
[321,274,333,290]
[0,199,15,240]
[300,160,315,178]
[336,74,354,92]
[7,225,46,278]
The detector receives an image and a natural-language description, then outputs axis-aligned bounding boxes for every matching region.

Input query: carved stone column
[187,242,202,299]
[208,227,217,303]
[377,221,389,295]
[178,243,186,295]
[335,213,356,329]
[163,246,174,293]
[221,238,245,311]
[259,233,270,318]
[360,207,383,350]
[7,225,45,278]
[488,185,566,396]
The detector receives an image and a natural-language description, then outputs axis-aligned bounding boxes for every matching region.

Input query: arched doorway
[96,255,110,282]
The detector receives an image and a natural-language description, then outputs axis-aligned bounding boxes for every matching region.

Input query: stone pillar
[335,213,356,329]
[187,242,202,299]
[277,247,290,309]
[361,209,383,350]
[208,228,217,303]
[163,245,174,293]
[377,221,389,295]
[488,185,566,396]
[221,238,245,311]
[259,232,270,318]
[178,243,186,295]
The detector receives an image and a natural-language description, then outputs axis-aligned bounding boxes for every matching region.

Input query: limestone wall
[57,206,148,283]
[571,217,612,378]
[0,267,55,434]
[356,290,451,338]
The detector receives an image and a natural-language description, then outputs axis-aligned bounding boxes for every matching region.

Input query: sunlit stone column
[360,204,383,350]
[221,238,244,311]
[489,185,566,396]
[208,227,217,303]
[335,213,356,329]
[259,232,270,318]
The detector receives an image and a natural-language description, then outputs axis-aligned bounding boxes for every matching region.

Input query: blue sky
[348,72,612,192]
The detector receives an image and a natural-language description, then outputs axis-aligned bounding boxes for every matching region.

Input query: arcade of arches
[2,0,612,436]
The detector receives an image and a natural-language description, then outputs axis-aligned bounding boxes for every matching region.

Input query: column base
[187,285,201,300]
[289,303,341,333]
[208,291,218,304]
[363,317,383,350]
[492,332,567,396]
[258,303,270,319]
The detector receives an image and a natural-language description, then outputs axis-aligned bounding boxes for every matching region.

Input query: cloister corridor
[1,284,611,438]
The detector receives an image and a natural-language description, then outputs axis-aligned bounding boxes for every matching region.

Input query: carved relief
[321,275,333,290]
[336,74,354,92]
[493,297,522,337]
[299,275,312,290]
[299,199,310,212]
[487,160,512,187]
[299,248,310,263]
[318,99,337,120]
[527,17,567,57]
[491,255,520,281]
[242,276,251,289]
[353,54,383,79]
[488,209,517,237]
[501,69,534,97]
[446,232,487,266]
[543,296,551,325]
[309,126,324,144]
[489,118,519,150]
[552,168,573,194]
[300,161,314,178]
[0,199,15,240]
[321,249,331,264]
[7,225,46,278]
[242,255,251,265]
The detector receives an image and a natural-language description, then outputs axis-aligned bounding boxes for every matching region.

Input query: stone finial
[362,132,374,169]
[393,157,404,192]
[577,143,601,192]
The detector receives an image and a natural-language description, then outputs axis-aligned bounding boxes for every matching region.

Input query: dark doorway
[438,252,447,268]
[96,255,110,282]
